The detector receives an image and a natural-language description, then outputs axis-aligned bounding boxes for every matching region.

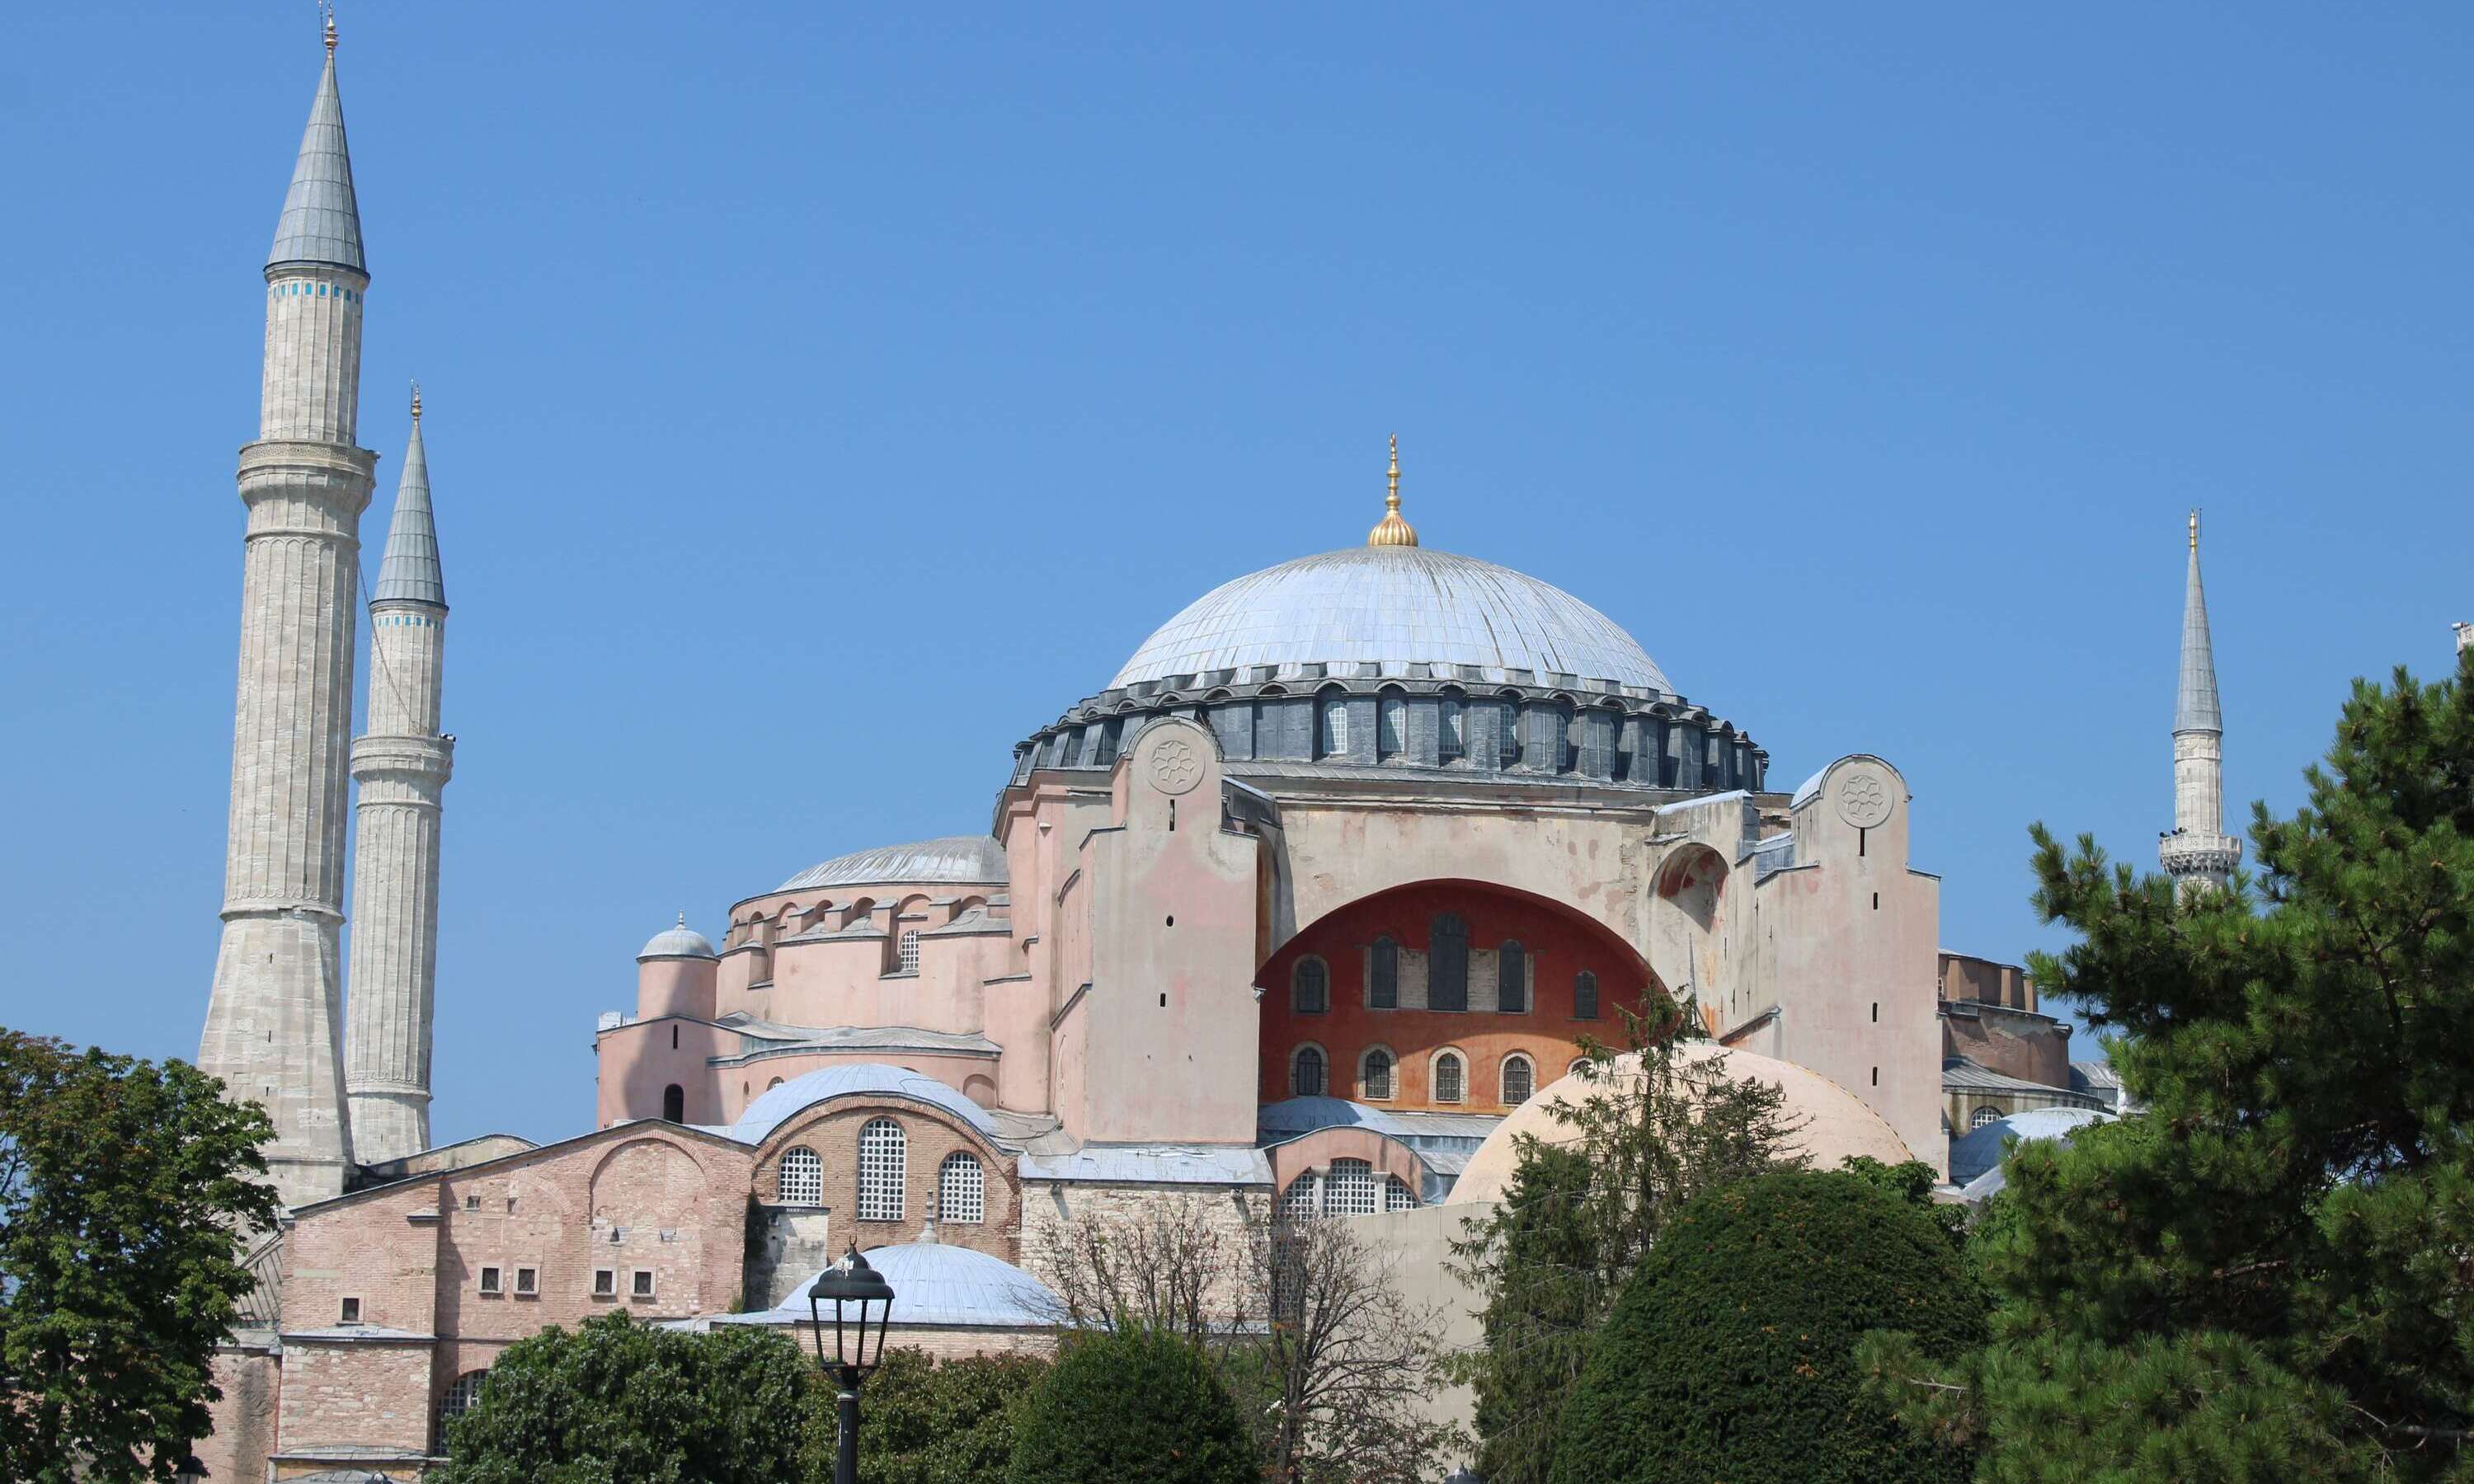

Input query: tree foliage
[1449,990,1800,1484]
[1550,1168,1983,1484]
[434,1311,818,1484]
[0,1031,279,1484]
[1864,652,2474,1481]
[844,1346,1048,1484]
[1004,1322,1258,1484]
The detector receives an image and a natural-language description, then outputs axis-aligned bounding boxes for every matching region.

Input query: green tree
[1863,652,2474,1481]
[0,1031,280,1484]
[1004,1323,1257,1484]
[1450,990,1799,1484]
[1550,1169,1983,1484]
[434,1311,817,1484]
[840,1346,1047,1484]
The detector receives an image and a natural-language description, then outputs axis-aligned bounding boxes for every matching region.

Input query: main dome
[1109,546,1672,694]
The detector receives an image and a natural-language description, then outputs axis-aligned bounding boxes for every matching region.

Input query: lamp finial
[1367,434,1418,547]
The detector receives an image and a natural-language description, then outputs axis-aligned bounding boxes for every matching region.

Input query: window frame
[1369,935,1399,1009]
[514,1266,539,1297]
[1291,1042,1329,1098]
[477,1265,502,1296]
[1432,1049,1467,1105]
[858,1116,906,1222]
[1498,940,1527,1013]
[1292,956,1330,1015]
[339,1296,362,1325]
[777,1144,824,1207]
[1359,1044,1395,1101]
[630,1269,656,1299]
[592,1268,617,1298]
[937,1150,987,1225]
[1573,970,1600,1020]
[1501,1053,1536,1106]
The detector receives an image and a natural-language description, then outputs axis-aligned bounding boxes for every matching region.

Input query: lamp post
[807,1242,896,1484]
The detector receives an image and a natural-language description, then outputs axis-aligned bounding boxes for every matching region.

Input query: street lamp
[807,1242,897,1484]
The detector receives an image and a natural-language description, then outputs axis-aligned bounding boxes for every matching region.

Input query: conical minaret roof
[2174,511,2221,735]
[373,394,444,606]
[266,37,365,274]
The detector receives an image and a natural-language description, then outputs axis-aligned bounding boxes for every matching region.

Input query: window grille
[593,1269,616,1297]
[1370,937,1398,1008]
[778,1146,822,1206]
[1503,1056,1535,1105]
[1574,970,1599,1020]
[1430,913,1469,1012]
[1293,958,1329,1014]
[897,930,920,974]
[631,1270,655,1298]
[858,1117,905,1220]
[1498,701,1522,768]
[477,1266,501,1295]
[515,1267,538,1295]
[439,1370,488,1441]
[1435,1052,1465,1104]
[1498,941,1526,1012]
[1438,697,1465,762]
[1972,1106,2002,1130]
[1292,1045,1327,1097]
[1318,692,1349,758]
[1385,1176,1419,1211]
[1281,1174,1320,1221]
[1325,1158,1379,1216]
[938,1152,985,1225]
[1362,1047,1393,1100]
[1378,693,1406,759]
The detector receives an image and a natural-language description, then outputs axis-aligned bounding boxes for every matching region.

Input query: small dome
[1949,1106,2112,1189]
[1449,1044,1914,1205]
[637,913,715,960]
[778,834,1009,893]
[730,1064,1000,1145]
[1110,546,1672,693]
[731,1243,1061,1330]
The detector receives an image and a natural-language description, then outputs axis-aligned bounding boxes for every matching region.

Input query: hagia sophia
[195,31,2183,1482]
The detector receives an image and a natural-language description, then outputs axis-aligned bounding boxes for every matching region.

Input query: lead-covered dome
[1110,546,1672,694]
[778,835,1008,893]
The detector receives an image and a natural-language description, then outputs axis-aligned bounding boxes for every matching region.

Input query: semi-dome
[637,914,716,960]
[778,834,1008,893]
[1449,1045,1915,1205]
[1110,546,1672,695]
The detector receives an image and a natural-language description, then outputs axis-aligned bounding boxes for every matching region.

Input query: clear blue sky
[3,5,2467,1145]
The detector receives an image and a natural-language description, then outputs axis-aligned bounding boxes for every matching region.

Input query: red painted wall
[1257,882,1652,1113]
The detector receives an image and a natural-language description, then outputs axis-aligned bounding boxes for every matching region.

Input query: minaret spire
[2160,510,2240,891]
[1367,434,1418,547]
[200,34,379,1206]
[346,384,455,1164]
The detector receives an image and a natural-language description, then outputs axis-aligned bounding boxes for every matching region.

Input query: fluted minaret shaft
[346,402,452,1164]
[2160,512,2241,892]
[200,40,372,1209]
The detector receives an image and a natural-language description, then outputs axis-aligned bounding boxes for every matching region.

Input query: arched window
[1291,1045,1328,1097]
[896,929,920,974]
[857,1117,905,1221]
[1317,689,1349,758]
[1430,913,1469,1012]
[1498,941,1527,1012]
[1433,1051,1465,1105]
[777,1146,822,1205]
[1496,697,1522,769]
[937,1152,985,1224]
[1573,970,1600,1021]
[1569,1057,1592,1078]
[767,1077,784,1089]
[1377,691,1407,760]
[1370,937,1399,1009]
[1281,1173,1320,1221]
[1972,1106,2003,1130]
[1326,1158,1378,1216]
[1293,958,1329,1015]
[1438,693,1466,763]
[438,1369,488,1444]
[1385,1176,1419,1211]
[1361,1046,1395,1101]
[1502,1054,1536,1105]
[661,1084,684,1123]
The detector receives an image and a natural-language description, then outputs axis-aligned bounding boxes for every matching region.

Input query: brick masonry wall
[273,1338,434,1455]
[753,1102,1021,1264]
[1018,1181,1270,1320]
[198,1346,280,1483]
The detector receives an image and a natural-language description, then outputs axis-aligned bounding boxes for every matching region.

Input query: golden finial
[322,2,337,54]
[1368,434,1418,547]
[409,380,421,423]
[2189,508,2199,553]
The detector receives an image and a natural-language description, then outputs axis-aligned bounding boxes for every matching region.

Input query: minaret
[346,386,454,1164]
[2159,510,2241,892]
[198,16,372,1208]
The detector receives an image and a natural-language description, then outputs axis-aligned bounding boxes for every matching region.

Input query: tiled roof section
[723,1021,1001,1058]
[2070,1059,2124,1092]
[1110,545,1672,693]
[720,1239,1063,1329]
[267,53,365,273]
[1017,1144,1272,1185]
[371,420,442,605]
[777,835,1008,893]
[2175,535,2222,735]
[1941,1056,2104,1103]
[728,1064,1003,1146]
